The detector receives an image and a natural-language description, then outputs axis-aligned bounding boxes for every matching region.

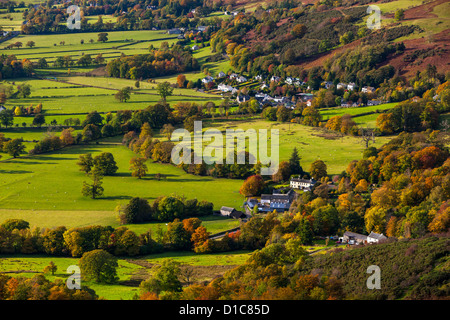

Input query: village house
[297,93,314,102]
[270,76,281,82]
[290,177,316,191]
[361,86,375,93]
[336,83,347,90]
[217,71,226,78]
[323,81,333,89]
[201,76,214,84]
[191,45,199,51]
[367,100,382,106]
[236,75,247,83]
[236,94,251,103]
[347,83,357,91]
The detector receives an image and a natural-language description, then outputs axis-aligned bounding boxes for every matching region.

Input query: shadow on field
[100,195,133,200]
[0,169,33,174]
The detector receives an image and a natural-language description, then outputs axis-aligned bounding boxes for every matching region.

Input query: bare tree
[360,127,375,149]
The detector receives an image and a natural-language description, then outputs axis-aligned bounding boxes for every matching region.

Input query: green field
[203,118,392,175]
[0,138,244,210]
[0,250,251,299]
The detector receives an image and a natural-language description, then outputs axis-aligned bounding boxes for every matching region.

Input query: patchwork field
[0,250,251,299]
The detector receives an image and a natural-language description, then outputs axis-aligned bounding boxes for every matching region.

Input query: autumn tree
[309,160,327,180]
[43,261,57,275]
[177,74,187,88]
[129,157,148,179]
[239,174,265,197]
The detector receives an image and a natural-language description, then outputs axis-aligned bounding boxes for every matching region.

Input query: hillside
[192,235,450,300]
[303,235,449,299]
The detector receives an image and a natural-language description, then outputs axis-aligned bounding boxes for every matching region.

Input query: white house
[306,99,312,107]
[217,83,235,92]
[254,75,263,81]
[270,76,281,82]
[197,26,207,32]
[217,71,226,78]
[290,178,316,191]
[337,83,347,90]
[285,77,293,85]
[361,86,375,93]
[347,82,357,91]
[367,232,387,243]
[191,45,199,51]
[229,73,239,80]
[0,106,6,112]
[201,76,214,84]
[237,76,247,83]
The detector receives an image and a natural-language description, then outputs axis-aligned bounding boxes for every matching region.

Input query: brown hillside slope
[296,0,449,77]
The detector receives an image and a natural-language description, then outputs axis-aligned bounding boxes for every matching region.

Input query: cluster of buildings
[202,71,384,110]
[218,177,387,245]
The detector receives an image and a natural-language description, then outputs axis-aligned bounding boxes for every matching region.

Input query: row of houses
[341,231,387,244]
[167,26,208,35]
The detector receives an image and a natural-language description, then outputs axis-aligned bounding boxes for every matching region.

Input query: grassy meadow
[0,250,251,299]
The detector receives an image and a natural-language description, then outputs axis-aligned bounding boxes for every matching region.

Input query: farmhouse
[290,178,316,191]
[0,105,6,112]
[258,189,296,213]
[342,231,367,245]
[367,232,387,243]
[167,28,182,34]
[217,71,226,78]
[342,231,387,245]
[191,45,199,51]
[219,206,246,219]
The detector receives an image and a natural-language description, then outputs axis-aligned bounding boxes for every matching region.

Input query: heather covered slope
[302,235,449,299]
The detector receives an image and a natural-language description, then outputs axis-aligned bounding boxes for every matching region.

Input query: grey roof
[220,206,235,212]
[368,232,387,240]
[343,231,367,240]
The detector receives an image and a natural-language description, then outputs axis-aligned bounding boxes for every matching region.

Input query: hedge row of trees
[106,44,199,80]
[118,196,214,224]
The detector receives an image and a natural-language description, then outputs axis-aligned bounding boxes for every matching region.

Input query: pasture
[0,140,245,212]
[0,250,251,299]
[203,119,392,175]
